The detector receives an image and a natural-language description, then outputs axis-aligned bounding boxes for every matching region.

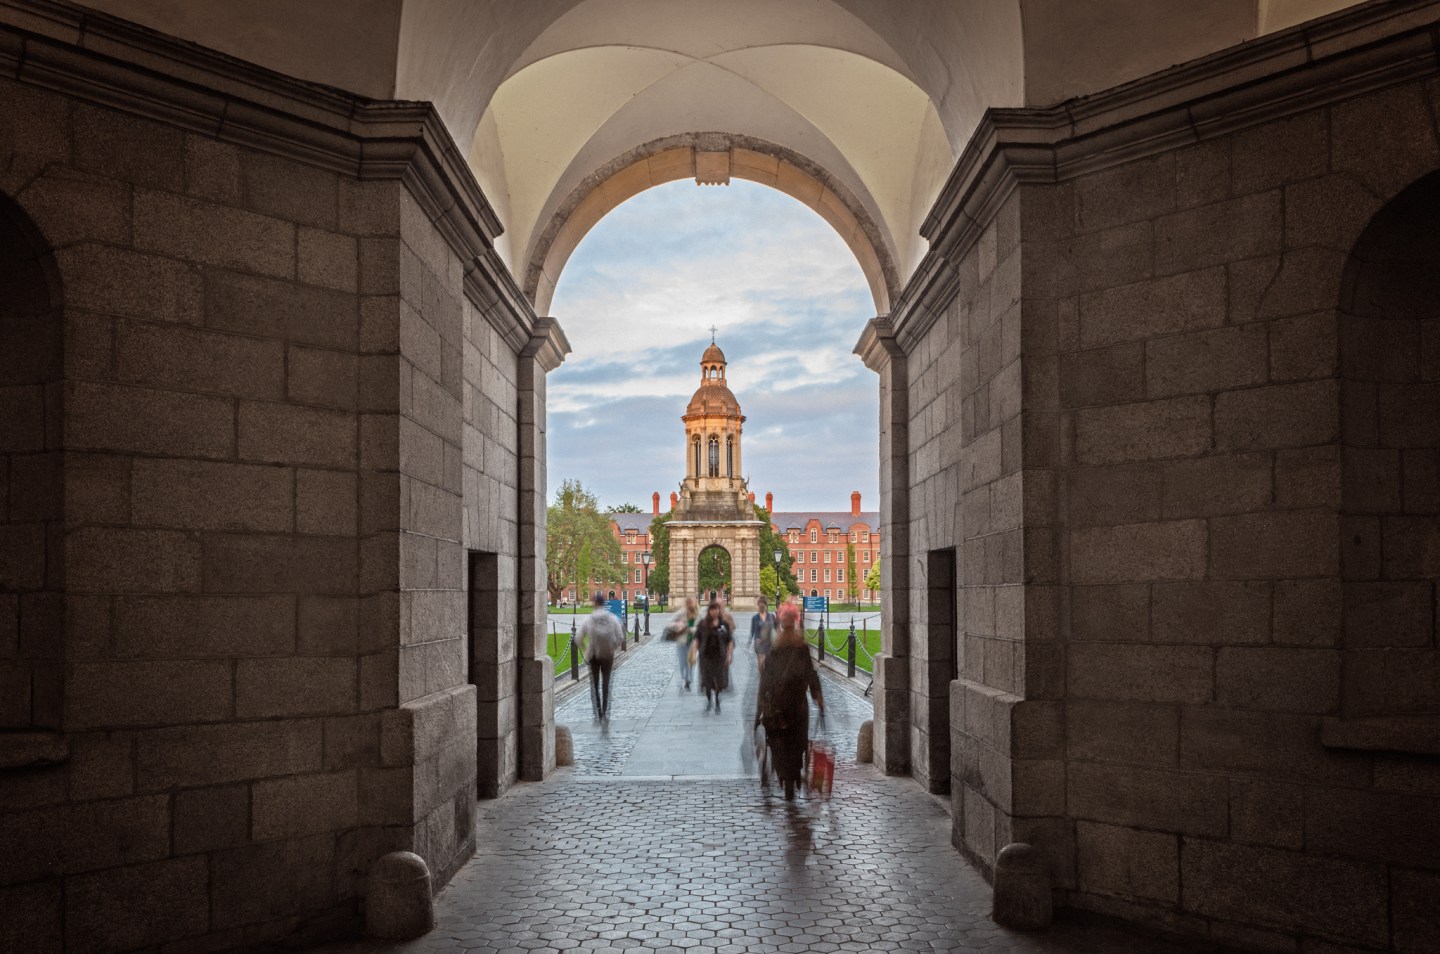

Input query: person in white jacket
[578,592,625,721]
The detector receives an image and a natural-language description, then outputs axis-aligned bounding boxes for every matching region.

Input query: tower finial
[709,324,717,343]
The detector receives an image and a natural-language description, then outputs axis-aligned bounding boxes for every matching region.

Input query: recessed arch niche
[0,192,64,732]
[1337,169,1440,718]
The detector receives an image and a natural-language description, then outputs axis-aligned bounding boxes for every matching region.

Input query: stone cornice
[853,317,905,373]
[896,0,1440,343]
[520,318,571,374]
[0,0,539,341]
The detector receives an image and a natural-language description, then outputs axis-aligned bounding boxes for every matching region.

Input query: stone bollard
[366,851,434,940]
[991,843,1052,930]
[555,724,574,766]
[856,720,873,763]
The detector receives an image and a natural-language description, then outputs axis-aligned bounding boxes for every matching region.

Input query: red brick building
[562,490,880,604]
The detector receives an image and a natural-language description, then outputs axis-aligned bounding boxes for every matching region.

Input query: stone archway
[525,133,899,316]
[669,525,762,613]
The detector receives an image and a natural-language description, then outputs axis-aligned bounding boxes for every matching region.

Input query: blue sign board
[803,596,829,612]
[606,599,627,621]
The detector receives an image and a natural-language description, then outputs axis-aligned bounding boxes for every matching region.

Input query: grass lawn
[804,626,882,674]
[544,630,581,677]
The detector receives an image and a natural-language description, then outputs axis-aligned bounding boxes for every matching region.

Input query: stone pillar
[855,317,910,775]
[670,529,695,603]
[516,318,569,781]
[729,524,761,612]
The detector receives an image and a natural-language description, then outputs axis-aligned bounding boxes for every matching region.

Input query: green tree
[574,538,592,604]
[845,540,859,604]
[607,502,643,513]
[760,564,791,603]
[646,511,673,598]
[545,479,624,604]
[698,545,731,595]
[864,556,882,595]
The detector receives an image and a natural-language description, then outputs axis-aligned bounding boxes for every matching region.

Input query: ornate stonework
[668,342,763,611]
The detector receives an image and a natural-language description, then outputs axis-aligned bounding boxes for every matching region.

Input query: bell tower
[668,340,763,610]
[681,342,749,502]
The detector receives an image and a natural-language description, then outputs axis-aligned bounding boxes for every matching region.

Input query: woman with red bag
[755,602,825,801]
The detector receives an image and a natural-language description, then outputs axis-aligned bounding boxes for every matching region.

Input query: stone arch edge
[524,132,901,316]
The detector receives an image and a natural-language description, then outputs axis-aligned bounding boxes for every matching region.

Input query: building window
[726,436,733,476]
[824,551,831,563]
[837,569,844,582]
[829,532,837,543]
[809,529,817,543]
[863,531,870,542]
[693,438,701,476]
[810,568,817,582]
[864,551,871,563]
[850,531,857,542]
[634,569,642,583]
[708,437,719,477]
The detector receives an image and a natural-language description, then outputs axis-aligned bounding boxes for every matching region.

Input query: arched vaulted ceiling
[401,0,988,309]
[82,0,1365,311]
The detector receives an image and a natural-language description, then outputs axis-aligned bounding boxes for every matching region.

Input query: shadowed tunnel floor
[311,632,1239,954]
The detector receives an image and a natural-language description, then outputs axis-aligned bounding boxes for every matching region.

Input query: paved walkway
[555,627,871,777]
[312,628,1236,954]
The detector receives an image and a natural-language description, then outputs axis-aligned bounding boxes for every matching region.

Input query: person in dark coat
[756,602,824,800]
[694,599,733,712]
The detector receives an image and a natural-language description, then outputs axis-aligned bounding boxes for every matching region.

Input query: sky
[546,178,880,515]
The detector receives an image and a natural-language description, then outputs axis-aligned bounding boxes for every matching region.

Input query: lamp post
[641,550,651,636]
[773,547,782,606]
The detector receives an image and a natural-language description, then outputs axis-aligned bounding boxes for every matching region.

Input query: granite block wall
[898,61,1440,952]
[0,35,545,947]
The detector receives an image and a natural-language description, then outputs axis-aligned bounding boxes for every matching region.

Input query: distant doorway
[924,548,958,796]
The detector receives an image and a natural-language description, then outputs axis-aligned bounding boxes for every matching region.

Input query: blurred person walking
[578,592,625,721]
[694,599,734,712]
[668,596,700,691]
[750,596,776,677]
[756,603,824,801]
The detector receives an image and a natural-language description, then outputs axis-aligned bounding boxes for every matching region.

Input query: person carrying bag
[755,602,824,800]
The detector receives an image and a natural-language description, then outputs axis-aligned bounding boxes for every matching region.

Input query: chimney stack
[670,492,678,509]
[652,492,660,515]
[749,492,755,503]
[851,491,861,517]
[765,492,773,512]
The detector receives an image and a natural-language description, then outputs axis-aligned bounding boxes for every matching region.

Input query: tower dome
[687,338,741,418]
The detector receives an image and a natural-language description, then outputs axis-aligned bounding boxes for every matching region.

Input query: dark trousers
[590,655,614,718]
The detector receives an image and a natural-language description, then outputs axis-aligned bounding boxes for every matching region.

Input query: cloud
[548,180,879,512]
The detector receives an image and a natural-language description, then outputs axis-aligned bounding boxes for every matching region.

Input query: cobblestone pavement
[313,627,1238,954]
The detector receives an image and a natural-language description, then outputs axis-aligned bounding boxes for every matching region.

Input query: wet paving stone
[307,630,1241,954]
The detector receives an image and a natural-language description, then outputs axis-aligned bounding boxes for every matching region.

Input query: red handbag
[806,738,835,798]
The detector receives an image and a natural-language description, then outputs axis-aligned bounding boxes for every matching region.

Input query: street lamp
[641,550,652,635]
[773,547,782,606]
